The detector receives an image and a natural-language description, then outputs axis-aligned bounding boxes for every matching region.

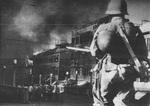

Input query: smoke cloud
[0,0,108,56]
[128,0,150,24]
[1,0,150,57]
[13,4,43,42]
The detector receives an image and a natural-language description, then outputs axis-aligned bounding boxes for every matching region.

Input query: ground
[0,102,92,106]
[0,93,93,106]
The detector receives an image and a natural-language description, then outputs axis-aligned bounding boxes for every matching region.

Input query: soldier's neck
[111,16,124,23]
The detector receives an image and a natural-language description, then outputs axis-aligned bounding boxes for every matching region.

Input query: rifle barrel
[66,46,90,52]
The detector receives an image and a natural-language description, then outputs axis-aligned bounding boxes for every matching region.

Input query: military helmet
[105,0,128,15]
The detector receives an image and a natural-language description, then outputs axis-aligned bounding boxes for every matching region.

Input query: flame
[32,29,72,55]
[50,30,61,44]
[33,43,57,55]
[50,29,72,44]
[33,49,44,55]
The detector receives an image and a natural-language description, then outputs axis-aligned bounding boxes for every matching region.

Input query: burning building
[31,46,71,83]
[31,22,98,84]
[31,45,95,84]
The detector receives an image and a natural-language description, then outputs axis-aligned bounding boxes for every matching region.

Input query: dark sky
[1,0,108,51]
[1,0,150,57]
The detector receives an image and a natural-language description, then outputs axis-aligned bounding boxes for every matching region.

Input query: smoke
[12,0,73,43]
[13,4,43,42]
[128,0,150,24]
[11,0,67,53]
[1,0,108,56]
[50,28,72,44]
[1,0,150,58]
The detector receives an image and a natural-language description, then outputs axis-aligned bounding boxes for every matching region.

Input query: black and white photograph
[0,0,150,106]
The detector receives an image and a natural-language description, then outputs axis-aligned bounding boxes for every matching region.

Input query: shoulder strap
[118,24,147,100]
[118,24,141,73]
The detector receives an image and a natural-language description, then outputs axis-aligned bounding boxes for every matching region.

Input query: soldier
[90,0,149,106]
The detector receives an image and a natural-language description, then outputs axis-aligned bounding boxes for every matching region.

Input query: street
[0,93,93,106]
[0,102,92,106]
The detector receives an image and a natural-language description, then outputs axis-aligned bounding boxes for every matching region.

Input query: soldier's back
[96,19,139,64]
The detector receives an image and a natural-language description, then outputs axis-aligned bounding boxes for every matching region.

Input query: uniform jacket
[90,17,148,64]
[90,17,149,106]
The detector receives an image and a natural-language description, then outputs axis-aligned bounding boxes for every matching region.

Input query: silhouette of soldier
[90,0,149,106]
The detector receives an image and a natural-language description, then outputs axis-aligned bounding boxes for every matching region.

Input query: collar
[111,17,124,23]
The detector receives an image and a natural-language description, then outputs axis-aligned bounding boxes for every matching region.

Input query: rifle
[118,24,150,100]
[66,46,90,52]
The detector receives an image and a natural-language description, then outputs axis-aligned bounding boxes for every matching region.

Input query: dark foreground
[0,102,92,106]
[0,103,92,106]
[0,93,93,106]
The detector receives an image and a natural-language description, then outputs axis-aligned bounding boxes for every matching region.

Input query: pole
[50,73,53,85]
[13,59,17,87]
[39,74,42,85]
[75,71,78,84]
[2,66,6,85]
